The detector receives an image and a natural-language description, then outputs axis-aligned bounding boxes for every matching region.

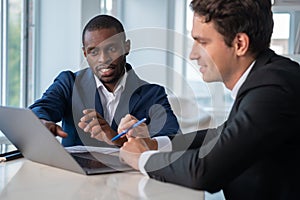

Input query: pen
[0,151,23,162]
[111,118,147,141]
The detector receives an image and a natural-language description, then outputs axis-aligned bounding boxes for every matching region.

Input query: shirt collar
[94,69,128,94]
[231,61,256,99]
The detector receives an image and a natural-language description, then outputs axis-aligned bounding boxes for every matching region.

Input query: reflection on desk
[0,159,204,200]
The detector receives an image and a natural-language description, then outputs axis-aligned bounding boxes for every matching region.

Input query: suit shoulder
[55,70,75,79]
[56,68,90,80]
[250,55,300,85]
[139,83,165,92]
[50,69,90,89]
[238,54,300,98]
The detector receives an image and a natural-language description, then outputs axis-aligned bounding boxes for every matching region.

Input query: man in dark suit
[29,15,179,147]
[119,0,300,199]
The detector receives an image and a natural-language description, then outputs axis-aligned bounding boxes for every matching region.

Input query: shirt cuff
[138,136,172,176]
[155,136,172,152]
[138,150,158,176]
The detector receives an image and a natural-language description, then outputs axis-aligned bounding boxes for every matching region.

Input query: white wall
[37,0,84,97]
[120,0,177,87]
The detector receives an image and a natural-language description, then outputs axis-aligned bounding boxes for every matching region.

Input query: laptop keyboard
[71,152,132,172]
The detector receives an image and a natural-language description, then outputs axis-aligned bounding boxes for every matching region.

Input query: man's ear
[82,46,87,57]
[124,39,131,56]
[234,33,249,56]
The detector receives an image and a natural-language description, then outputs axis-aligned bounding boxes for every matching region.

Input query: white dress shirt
[138,61,256,176]
[94,70,128,126]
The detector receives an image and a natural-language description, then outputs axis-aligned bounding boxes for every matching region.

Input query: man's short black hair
[82,15,125,46]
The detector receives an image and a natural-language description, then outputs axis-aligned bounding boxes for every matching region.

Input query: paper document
[65,145,119,155]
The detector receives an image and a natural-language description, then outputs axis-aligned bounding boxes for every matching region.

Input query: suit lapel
[113,64,147,125]
[227,49,275,122]
[72,68,104,116]
[236,49,275,99]
[94,90,104,115]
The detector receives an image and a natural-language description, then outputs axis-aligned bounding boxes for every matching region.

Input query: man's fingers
[56,126,68,138]
[118,119,138,134]
[90,125,102,137]
[82,109,95,114]
[80,113,96,122]
[79,117,98,132]
[81,110,105,125]
[118,114,138,132]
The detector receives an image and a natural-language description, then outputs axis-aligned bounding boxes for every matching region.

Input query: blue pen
[111,118,147,141]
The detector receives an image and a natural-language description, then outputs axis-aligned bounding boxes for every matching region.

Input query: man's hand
[78,109,126,146]
[119,114,158,170]
[41,119,68,138]
[120,137,158,170]
[119,114,158,150]
[118,114,150,139]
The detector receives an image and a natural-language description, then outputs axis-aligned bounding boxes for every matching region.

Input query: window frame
[0,0,36,154]
[0,0,36,108]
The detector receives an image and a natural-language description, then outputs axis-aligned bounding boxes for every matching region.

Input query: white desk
[0,158,204,200]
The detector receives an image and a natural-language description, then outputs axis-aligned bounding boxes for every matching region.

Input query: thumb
[56,125,68,138]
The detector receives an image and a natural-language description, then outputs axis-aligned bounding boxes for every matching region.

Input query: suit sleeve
[144,84,298,192]
[29,71,75,122]
[145,85,181,136]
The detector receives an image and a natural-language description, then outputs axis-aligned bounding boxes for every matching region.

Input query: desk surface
[0,158,203,200]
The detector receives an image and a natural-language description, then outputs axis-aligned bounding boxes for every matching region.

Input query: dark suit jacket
[144,49,300,200]
[29,63,179,147]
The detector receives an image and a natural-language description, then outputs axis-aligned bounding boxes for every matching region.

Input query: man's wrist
[139,150,159,176]
[113,137,127,147]
[147,138,158,150]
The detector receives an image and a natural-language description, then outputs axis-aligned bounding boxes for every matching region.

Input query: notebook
[0,106,132,175]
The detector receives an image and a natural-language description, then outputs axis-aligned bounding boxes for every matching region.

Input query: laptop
[0,106,132,175]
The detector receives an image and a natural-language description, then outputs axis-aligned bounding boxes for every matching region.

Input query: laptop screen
[0,106,132,174]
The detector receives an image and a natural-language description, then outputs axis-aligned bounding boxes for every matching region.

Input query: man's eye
[108,46,117,52]
[90,49,99,56]
[199,41,207,45]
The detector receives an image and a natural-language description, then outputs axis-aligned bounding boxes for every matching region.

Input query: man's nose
[98,50,112,64]
[189,42,200,60]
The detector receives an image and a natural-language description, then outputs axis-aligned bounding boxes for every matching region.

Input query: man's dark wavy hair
[190,0,274,56]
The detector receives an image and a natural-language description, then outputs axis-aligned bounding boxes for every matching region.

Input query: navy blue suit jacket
[30,64,179,147]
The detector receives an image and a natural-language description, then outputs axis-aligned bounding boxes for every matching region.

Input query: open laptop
[0,106,132,175]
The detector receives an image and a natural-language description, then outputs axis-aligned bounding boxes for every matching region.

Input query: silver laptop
[0,106,132,175]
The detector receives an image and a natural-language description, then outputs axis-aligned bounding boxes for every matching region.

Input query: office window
[100,0,118,16]
[1,0,36,106]
[1,0,22,107]
[0,0,36,154]
[271,13,290,54]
